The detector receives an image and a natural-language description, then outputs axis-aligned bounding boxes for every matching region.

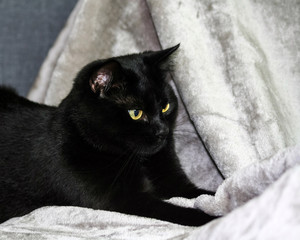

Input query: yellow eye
[162,103,170,113]
[128,110,143,120]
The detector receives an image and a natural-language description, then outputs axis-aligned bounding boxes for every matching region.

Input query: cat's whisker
[124,149,139,182]
[173,130,196,135]
[102,148,132,169]
[108,149,137,191]
[175,116,189,124]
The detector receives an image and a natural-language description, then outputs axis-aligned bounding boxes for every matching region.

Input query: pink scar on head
[96,73,110,85]
[90,71,112,93]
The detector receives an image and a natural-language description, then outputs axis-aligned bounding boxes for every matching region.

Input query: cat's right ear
[146,44,180,65]
[89,61,121,97]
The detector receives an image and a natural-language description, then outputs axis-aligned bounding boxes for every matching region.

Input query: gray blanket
[2,0,299,239]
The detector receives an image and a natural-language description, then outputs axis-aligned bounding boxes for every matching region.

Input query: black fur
[0,46,215,226]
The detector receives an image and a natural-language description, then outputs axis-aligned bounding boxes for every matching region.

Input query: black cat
[0,45,215,226]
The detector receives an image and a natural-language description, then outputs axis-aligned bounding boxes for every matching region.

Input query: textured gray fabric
[190,163,300,240]
[196,145,300,216]
[148,0,300,177]
[0,206,194,240]
[0,0,78,96]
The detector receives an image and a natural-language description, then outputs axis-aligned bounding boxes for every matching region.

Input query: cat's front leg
[146,146,215,199]
[113,192,216,226]
[152,166,214,199]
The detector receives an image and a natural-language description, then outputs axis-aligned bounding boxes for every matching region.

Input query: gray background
[0,0,78,97]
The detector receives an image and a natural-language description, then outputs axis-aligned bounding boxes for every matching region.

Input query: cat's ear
[89,61,122,97]
[147,44,180,65]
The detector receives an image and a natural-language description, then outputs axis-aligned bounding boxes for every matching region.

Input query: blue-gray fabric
[0,0,78,97]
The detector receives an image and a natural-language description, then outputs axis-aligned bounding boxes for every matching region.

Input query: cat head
[67,45,180,155]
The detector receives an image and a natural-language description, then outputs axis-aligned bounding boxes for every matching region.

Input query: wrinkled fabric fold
[147,0,300,177]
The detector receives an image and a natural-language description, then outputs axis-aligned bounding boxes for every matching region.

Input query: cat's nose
[154,126,169,140]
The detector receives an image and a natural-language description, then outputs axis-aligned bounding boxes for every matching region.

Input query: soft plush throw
[148,0,300,177]
[2,0,299,239]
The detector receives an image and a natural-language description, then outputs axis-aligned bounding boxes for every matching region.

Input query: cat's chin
[129,140,166,156]
[128,140,166,156]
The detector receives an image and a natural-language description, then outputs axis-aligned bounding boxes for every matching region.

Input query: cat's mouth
[138,139,167,156]
[126,137,166,156]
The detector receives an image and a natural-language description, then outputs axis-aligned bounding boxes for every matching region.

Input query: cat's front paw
[176,208,218,226]
[182,188,215,199]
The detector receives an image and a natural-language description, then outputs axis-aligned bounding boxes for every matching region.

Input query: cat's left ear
[89,61,122,97]
[146,44,180,65]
